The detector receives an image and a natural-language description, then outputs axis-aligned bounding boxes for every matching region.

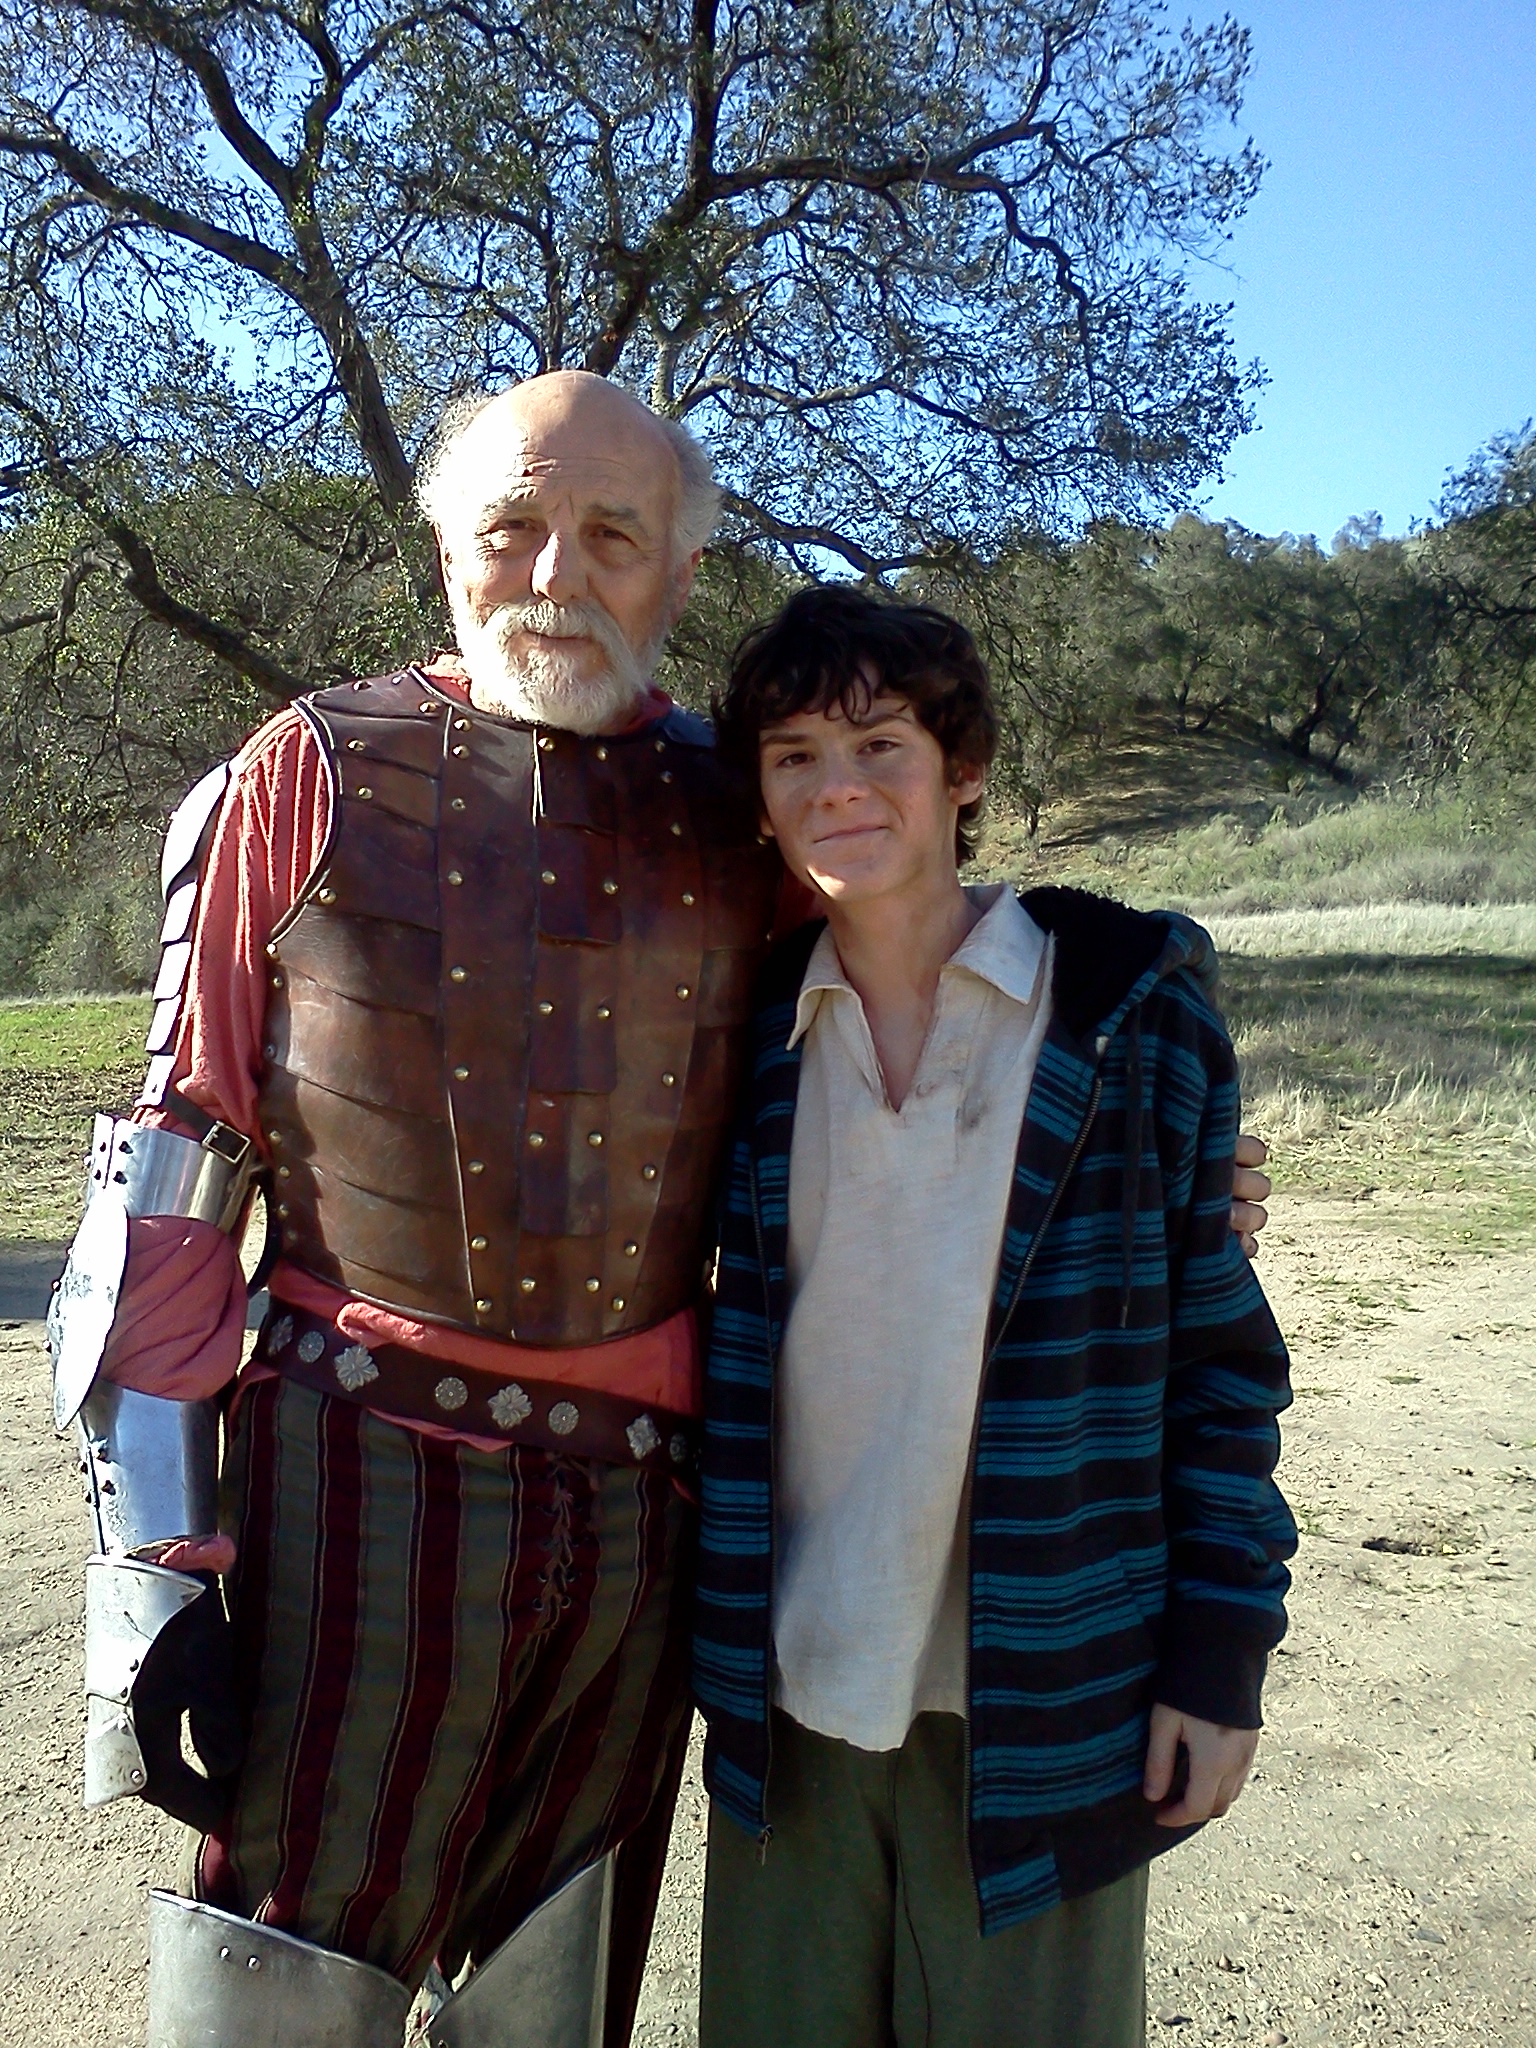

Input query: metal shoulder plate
[141,759,232,1109]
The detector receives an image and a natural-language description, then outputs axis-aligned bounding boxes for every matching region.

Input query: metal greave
[146,1893,413,2048]
[145,1857,614,2048]
[426,1856,614,2048]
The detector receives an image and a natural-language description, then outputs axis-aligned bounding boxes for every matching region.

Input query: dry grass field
[2,767,1534,2046]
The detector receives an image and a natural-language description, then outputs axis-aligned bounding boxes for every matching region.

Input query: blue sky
[1193,0,1536,545]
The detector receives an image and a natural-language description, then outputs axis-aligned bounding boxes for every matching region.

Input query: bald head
[418,373,718,732]
[417,372,720,558]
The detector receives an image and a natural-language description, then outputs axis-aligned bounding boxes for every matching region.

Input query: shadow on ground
[0,1242,65,1321]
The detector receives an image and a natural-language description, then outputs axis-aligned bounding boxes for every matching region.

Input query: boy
[693,586,1296,2047]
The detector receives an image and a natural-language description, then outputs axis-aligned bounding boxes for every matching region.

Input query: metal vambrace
[48,1115,255,1809]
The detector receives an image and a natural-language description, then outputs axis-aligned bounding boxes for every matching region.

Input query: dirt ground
[2,1197,1533,2047]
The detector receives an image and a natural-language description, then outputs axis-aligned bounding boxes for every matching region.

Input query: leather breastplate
[258,668,780,1345]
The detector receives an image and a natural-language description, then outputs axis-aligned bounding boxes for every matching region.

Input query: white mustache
[490,598,634,664]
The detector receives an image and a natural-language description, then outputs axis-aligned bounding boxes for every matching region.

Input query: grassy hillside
[978,737,1536,1243]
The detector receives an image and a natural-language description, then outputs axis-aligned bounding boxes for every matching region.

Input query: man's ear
[758,805,776,840]
[667,546,705,627]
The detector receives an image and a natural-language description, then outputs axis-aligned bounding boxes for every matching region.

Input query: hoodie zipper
[962,1065,1104,1891]
[747,1144,776,1861]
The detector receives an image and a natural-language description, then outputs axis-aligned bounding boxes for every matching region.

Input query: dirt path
[2,1201,1533,2046]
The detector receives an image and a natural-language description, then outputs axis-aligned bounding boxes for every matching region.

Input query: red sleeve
[101,708,332,1401]
[145,706,333,1141]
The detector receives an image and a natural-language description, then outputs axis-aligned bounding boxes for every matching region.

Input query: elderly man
[50,372,781,2047]
[48,371,1270,2047]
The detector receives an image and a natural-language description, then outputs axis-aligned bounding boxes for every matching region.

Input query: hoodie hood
[1018,885,1217,1045]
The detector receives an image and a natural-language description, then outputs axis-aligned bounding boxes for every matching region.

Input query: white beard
[452,594,661,734]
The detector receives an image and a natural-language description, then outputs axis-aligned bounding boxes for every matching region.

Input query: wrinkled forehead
[450,405,677,528]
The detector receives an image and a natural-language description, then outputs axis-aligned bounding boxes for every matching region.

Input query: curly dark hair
[713,584,999,860]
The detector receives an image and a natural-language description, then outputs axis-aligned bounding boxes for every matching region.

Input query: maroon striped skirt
[196,1374,692,2035]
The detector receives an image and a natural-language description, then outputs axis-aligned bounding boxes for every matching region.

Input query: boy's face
[757,684,984,906]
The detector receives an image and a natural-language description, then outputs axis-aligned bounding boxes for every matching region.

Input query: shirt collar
[788,884,1048,1049]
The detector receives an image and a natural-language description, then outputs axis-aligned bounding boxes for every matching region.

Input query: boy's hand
[1144,1704,1259,1826]
[1231,1132,1272,1258]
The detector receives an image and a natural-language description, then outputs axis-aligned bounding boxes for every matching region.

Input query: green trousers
[699,1711,1147,2048]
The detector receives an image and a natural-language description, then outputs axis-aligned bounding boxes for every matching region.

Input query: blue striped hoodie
[693,886,1296,1932]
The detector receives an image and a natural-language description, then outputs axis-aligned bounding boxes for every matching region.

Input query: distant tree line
[916,424,1536,833]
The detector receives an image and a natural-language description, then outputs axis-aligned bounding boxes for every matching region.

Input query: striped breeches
[196,1376,693,2024]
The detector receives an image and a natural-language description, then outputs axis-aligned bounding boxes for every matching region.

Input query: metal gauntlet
[49,1115,256,1808]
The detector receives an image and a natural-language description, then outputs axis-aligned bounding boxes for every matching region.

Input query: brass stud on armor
[641,1163,657,1181]
[595,745,608,760]
[264,1044,276,1058]
[268,1130,282,1144]
[537,1001,553,1016]
[453,717,471,730]
[654,738,666,752]
[277,1202,290,1217]
[471,1235,488,1250]
[468,1159,485,1174]
[452,744,469,757]
[453,1063,469,1079]
[661,770,674,784]
[447,869,463,885]
[265,941,279,958]
[277,1165,291,1179]
[585,1277,600,1293]
[271,973,283,988]
[419,702,438,713]
[681,891,695,906]
[347,738,366,751]
[451,797,466,811]
[602,879,618,895]
[587,1131,604,1147]
[520,1276,536,1293]
[473,1299,492,1315]
[356,786,373,800]
[624,1241,639,1257]
[541,869,556,884]
[662,1071,676,1086]
[538,735,555,751]
[596,1005,611,1020]
[670,822,683,837]
[450,965,467,982]
[317,887,337,904]
[528,1132,545,1147]
[676,984,691,1000]
[611,1297,626,1312]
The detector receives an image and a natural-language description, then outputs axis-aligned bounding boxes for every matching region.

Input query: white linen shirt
[771,884,1054,1753]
